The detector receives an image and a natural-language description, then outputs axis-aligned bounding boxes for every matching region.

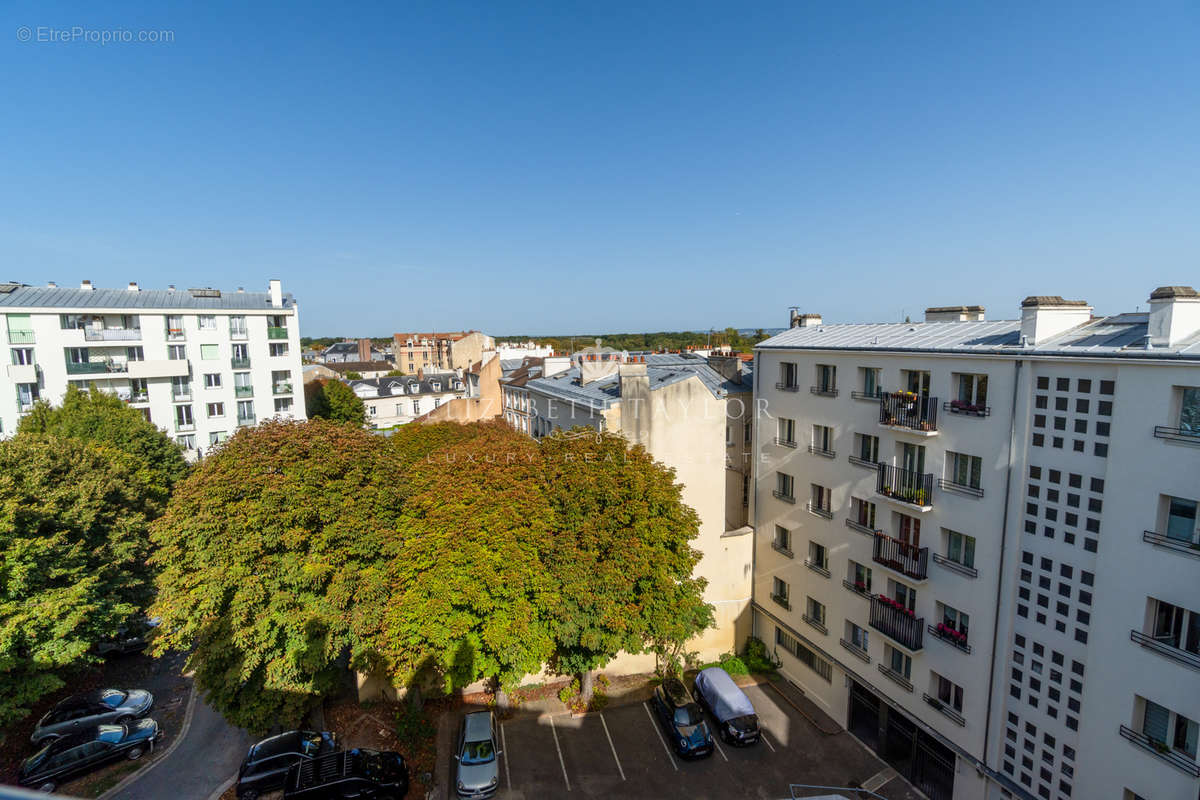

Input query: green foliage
[495,328,770,354]
[394,703,436,753]
[305,379,367,427]
[18,385,189,498]
[0,435,156,725]
[345,371,363,380]
[149,420,407,732]
[539,430,714,683]
[741,636,780,674]
[384,369,405,377]
[697,654,749,676]
[557,679,579,705]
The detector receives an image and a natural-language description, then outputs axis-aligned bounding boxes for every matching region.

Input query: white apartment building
[0,279,305,454]
[752,290,1200,800]
[351,374,465,430]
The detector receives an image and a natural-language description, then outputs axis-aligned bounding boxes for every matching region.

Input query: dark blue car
[651,678,714,759]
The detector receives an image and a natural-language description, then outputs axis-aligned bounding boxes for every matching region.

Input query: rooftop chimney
[167,284,175,293]
[1148,286,1200,347]
[47,281,56,288]
[1019,296,1092,345]
[269,279,283,308]
[543,355,571,377]
[80,279,93,292]
[789,310,822,329]
[925,305,985,323]
[127,281,139,292]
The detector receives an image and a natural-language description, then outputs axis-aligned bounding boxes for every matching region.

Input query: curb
[97,681,198,800]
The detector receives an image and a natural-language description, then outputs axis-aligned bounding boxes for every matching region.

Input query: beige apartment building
[391,330,494,373]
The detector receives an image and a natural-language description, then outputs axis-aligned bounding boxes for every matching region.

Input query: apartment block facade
[752,290,1200,800]
[0,279,305,453]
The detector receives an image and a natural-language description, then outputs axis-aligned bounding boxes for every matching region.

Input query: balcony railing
[175,422,195,433]
[1130,630,1200,671]
[808,444,836,458]
[775,381,800,392]
[229,326,249,340]
[1142,530,1200,559]
[771,542,794,559]
[83,327,141,341]
[844,518,877,538]
[928,624,971,653]
[802,614,828,635]
[1119,725,1200,777]
[842,578,872,599]
[806,502,833,519]
[165,328,185,341]
[848,454,878,469]
[943,400,990,418]
[932,553,978,578]
[810,386,838,397]
[840,638,870,663]
[127,392,149,404]
[267,326,288,340]
[869,596,924,651]
[17,399,37,413]
[877,463,934,509]
[234,385,254,398]
[172,390,193,402]
[880,391,939,432]
[937,477,984,498]
[7,330,35,344]
[873,532,928,580]
[273,383,293,395]
[237,414,256,427]
[851,389,882,402]
[805,559,831,578]
[773,489,796,504]
[231,357,251,369]
[923,694,966,727]
[65,360,127,375]
[1153,425,1200,445]
[876,663,913,692]
[774,437,797,448]
[770,593,790,611]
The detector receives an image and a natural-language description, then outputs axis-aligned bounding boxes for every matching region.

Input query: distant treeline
[300,336,392,349]
[497,327,769,354]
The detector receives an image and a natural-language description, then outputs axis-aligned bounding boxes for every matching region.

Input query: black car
[18,720,161,793]
[283,748,409,799]
[651,678,714,759]
[236,730,337,800]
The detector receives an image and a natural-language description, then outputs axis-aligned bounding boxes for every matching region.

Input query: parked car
[18,720,161,793]
[651,678,714,759]
[236,730,337,800]
[692,666,760,745]
[96,616,161,656]
[283,748,408,799]
[453,711,500,799]
[31,689,154,744]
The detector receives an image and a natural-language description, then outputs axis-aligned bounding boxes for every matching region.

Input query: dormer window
[430,381,441,391]
[409,384,419,394]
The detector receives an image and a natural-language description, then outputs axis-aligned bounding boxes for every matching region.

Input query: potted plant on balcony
[854,580,867,592]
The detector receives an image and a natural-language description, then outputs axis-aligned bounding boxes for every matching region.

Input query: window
[860,367,881,397]
[1149,599,1200,656]
[854,433,879,463]
[171,376,191,398]
[938,603,970,642]
[1180,387,1200,433]
[200,344,218,360]
[807,541,828,571]
[269,342,289,357]
[744,421,752,444]
[125,346,144,361]
[206,402,224,418]
[811,424,833,454]
[775,627,833,681]
[1164,495,1198,544]
[165,315,184,338]
[237,399,255,422]
[847,621,869,651]
[176,434,196,450]
[773,525,791,554]
[947,451,983,489]
[412,399,421,415]
[934,673,964,712]
[274,397,294,413]
[229,315,248,337]
[815,364,836,393]
[11,348,34,365]
[209,431,228,446]
[174,405,194,429]
[809,484,831,514]
[954,373,989,407]
[204,373,221,389]
[197,315,216,330]
[771,577,789,607]
[778,361,798,389]
[805,597,826,628]
[849,561,873,592]
[777,417,796,445]
[901,369,931,394]
[168,344,186,360]
[232,343,249,361]
[945,529,976,569]
[886,645,912,679]
[851,497,876,529]
[775,472,795,501]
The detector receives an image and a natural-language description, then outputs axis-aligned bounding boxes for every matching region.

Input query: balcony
[172,390,193,402]
[234,385,254,398]
[879,392,939,434]
[1153,425,1200,446]
[923,694,966,727]
[127,392,149,404]
[1130,630,1200,671]
[840,638,870,663]
[805,559,831,578]
[873,532,929,580]
[844,518,877,538]
[65,360,127,375]
[7,330,35,344]
[876,464,934,511]
[932,553,978,578]
[943,400,990,418]
[869,596,924,651]
[842,578,872,600]
[237,414,256,427]
[231,357,251,369]
[7,363,38,383]
[928,623,971,654]
[175,422,196,433]
[83,327,141,342]
[806,502,833,520]
[17,399,37,414]
[810,386,838,398]
[937,477,984,498]
[802,614,828,635]
[772,490,795,504]
[808,444,836,458]
[273,383,293,395]
[1119,725,1200,777]
[128,359,189,379]
[229,326,249,340]
[268,326,288,340]
[1142,530,1200,559]
[165,328,185,341]
[848,454,878,469]
[775,381,800,392]
[774,437,797,448]
[877,663,913,692]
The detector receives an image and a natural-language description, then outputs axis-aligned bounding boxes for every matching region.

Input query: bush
[395,703,436,752]
[695,653,749,676]
[557,679,580,705]
[741,636,779,675]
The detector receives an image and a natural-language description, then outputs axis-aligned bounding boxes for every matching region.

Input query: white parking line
[643,702,679,771]
[547,713,571,791]
[599,712,626,781]
[761,731,777,752]
[500,722,511,790]
[711,733,728,762]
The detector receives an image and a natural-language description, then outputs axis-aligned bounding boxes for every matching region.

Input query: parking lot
[493,681,925,800]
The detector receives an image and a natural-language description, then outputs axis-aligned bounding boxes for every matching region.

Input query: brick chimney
[357,338,372,362]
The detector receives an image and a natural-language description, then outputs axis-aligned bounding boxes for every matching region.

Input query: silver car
[32,689,154,744]
[454,711,500,799]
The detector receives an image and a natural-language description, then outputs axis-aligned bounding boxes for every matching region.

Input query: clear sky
[3,1,1197,336]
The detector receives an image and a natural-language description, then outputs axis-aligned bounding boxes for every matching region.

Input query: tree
[18,385,189,497]
[345,371,363,380]
[305,379,366,427]
[0,435,157,725]
[538,430,712,702]
[384,369,404,377]
[149,420,406,732]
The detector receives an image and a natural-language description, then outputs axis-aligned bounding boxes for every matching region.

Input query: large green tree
[149,420,405,732]
[18,385,189,497]
[305,379,367,427]
[538,430,712,701]
[0,435,157,725]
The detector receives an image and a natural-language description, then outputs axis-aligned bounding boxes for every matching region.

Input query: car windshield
[97,725,126,744]
[674,705,702,726]
[97,690,127,708]
[461,739,495,765]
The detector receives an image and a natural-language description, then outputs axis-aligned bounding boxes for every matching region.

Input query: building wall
[449,332,496,370]
[419,355,502,424]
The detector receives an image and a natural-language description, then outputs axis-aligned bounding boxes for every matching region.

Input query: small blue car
[651,678,714,759]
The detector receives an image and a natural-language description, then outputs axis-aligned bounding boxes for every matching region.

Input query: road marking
[761,731,776,752]
[501,722,511,791]
[862,766,898,792]
[547,713,571,791]
[599,712,625,781]
[712,732,728,762]
[642,702,679,771]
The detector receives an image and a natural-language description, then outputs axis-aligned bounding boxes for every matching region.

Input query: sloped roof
[0,284,295,310]
[524,361,748,409]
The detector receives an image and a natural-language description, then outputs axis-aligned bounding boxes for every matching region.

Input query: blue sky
[3,1,1197,336]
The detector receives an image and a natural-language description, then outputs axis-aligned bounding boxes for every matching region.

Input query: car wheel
[37,782,56,793]
[127,745,145,760]
[240,790,258,800]
[116,715,134,725]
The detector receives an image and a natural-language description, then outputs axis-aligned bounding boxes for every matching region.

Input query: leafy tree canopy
[0,435,157,725]
[305,379,366,427]
[344,371,363,380]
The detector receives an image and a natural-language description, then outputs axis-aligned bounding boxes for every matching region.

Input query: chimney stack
[1019,296,1092,345]
[925,305,985,323]
[269,279,283,308]
[127,281,139,292]
[789,311,822,329]
[1147,286,1200,347]
[47,281,56,288]
[80,279,93,292]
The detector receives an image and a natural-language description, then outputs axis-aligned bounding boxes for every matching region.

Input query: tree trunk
[494,678,511,711]
[408,683,423,711]
[580,669,595,705]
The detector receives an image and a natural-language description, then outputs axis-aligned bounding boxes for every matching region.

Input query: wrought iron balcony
[932,553,978,578]
[842,578,872,600]
[1142,530,1200,559]
[802,614,828,635]
[872,532,928,580]
[771,542,794,559]
[879,391,938,432]
[844,518,877,538]
[937,477,984,498]
[770,593,790,611]
[1130,630,1200,671]
[268,326,288,340]
[775,381,800,392]
[851,389,882,402]
[83,327,141,341]
[869,596,923,651]
[876,463,934,510]
[848,454,878,469]
[810,386,838,397]
[171,390,193,402]
[928,624,971,653]
[175,422,195,433]
[923,693,966,726]
[943,400,990,418]
[1119,725,1200,777]
[806,501,833,519]
[876,663,913,692]
[127,392,149,404]
[808,444,835,458]
[229,326,249,340]
[772,489,796,504]
[165,328,185,341]
[273,383,293,395]
[774,437,797,448]
[840,638,870,663]
[1153,425,1200,445]
[805,559,831,578]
